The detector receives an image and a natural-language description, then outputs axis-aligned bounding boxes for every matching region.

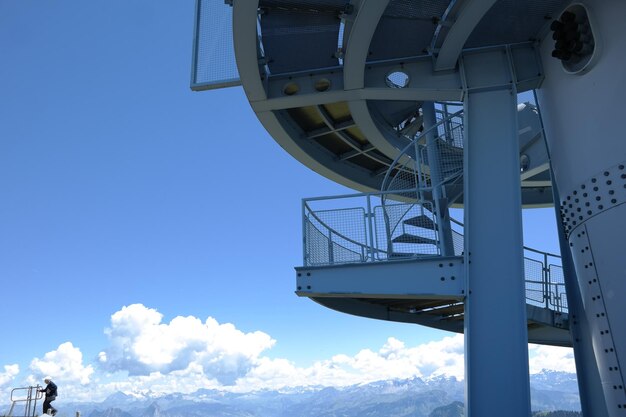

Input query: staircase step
[392,233,437,245]
[404,215,436,230]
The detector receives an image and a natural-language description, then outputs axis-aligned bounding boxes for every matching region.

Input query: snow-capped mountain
[1,371,580,417]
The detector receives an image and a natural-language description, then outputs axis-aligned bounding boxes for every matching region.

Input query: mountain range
[1,371,580,417]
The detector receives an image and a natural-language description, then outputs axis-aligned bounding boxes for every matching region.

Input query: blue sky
[0,0,572,405]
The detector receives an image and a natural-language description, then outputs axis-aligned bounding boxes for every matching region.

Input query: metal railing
[303,191,440,265]
[302,192,567,313]
[382,106,464,197]
[2,386,42,417]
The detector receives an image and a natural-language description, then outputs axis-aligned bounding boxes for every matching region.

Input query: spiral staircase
[296,102,571,347]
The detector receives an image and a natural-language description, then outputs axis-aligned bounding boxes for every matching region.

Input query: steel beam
[343,0,390,91]
[296,256,464,298]
[232,1,265,101]
[253,45,542,112]
[435,0,498,71]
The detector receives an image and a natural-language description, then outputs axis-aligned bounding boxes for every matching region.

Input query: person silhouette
[38,377,58,416]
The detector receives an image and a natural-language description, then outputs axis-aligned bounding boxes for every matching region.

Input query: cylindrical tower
[537,0,626,414]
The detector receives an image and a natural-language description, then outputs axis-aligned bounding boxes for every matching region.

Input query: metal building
[191,1,626,415]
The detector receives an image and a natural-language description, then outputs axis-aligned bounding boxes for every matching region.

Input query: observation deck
[296,190,570,347]
[191,0,573,346]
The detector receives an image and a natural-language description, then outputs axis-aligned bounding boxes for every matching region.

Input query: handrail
[4,386,42,417]
[305,193,563,266]
[304,201,370,253]
[449,216,561,258]
[381,109,464,193]
[302,191,566,313]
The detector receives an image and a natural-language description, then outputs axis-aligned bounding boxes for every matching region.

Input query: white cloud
[529,344,576,374]
[91,305,575,396]
[0,364,20,412]
[92,305,467,395]
[29,342,94,385]
[234,334,465,392]
[0,364,19,386]
[8,304,579,403]
[98,304,275,385]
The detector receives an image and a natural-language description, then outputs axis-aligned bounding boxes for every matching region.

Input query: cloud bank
[29,342,94,385]
[0,365,19,387]
[0,304,577,402]
[97,304,274,385]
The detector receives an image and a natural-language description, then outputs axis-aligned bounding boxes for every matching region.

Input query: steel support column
[463,88,530,416]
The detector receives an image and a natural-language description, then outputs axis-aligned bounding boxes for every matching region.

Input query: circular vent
[385,70,410,88]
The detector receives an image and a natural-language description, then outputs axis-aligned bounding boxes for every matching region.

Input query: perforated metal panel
[259,0,348,11]
[260,8,343,74]
[384,0,451,20]
[191,0,240,91]
[465,0,571,48]
[368,0,450,61]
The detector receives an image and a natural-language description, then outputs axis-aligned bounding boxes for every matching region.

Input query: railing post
[328,230,334,264]
[302,200,307,266]
[542,253,550,308]
[366,194,375,262]
[443,103,453,144]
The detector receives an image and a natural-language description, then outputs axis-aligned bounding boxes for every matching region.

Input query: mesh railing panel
[374,201,439,258]
[386,165,421,195]
[304,208,367,266]
[435,107,464,148]
[304,217,331,266]
[191,0,240,90]
[419,109,464,187]
[331,240,365,264]
[549,264,568,311]
[382,105,464,194]
[314,207,367,247]
[524,257,545,307]
[451,229,464,256]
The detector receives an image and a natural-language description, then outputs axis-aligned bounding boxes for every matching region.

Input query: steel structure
[191,1,626,416]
